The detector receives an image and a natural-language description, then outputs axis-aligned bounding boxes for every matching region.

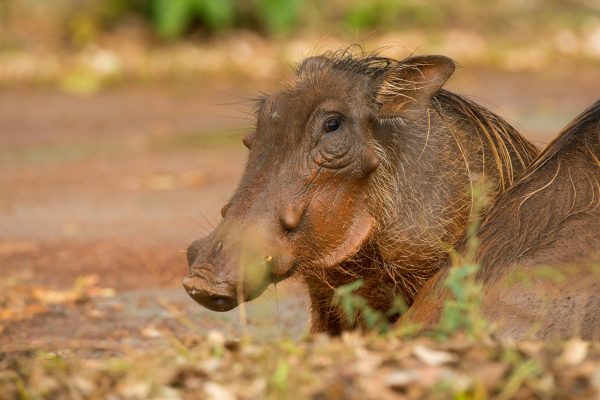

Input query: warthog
[184,50,538,334]
[407,99,600,340]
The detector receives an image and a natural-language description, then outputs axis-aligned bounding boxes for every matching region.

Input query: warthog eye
[324,117,341,133]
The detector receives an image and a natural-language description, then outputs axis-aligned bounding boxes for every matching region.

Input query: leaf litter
[1,328,599,399]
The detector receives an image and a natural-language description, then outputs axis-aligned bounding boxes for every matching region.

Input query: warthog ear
[376,55,455,120]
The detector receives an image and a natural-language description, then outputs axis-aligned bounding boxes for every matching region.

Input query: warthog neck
[302,90,539,334]
[368,90,537,273]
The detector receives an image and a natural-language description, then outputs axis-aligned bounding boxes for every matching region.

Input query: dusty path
[1,69,600,355]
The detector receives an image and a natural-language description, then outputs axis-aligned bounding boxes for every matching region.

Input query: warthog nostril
[280,204,305,231]
[186,240,202,267]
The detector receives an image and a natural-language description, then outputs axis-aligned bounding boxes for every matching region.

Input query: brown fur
[183,50,538,333]
[407,100,600,340]
[290,52,538,334]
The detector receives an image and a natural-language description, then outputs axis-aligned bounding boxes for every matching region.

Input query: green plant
[151,0,235,39]
[497,348,543,399]
[270,358,290,393]
[437,262,488,339]
[436,184,490,340]
[343,0,442,32]
[333,279,407,334]
[256,0,302,35]
[149,0,303,39]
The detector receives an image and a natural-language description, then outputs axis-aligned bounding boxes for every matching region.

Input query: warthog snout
[182,272,237,312]
[183,222,293,312]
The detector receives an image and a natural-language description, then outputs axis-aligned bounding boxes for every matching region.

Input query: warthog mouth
[182,275,238,312]
[183,258,300,312]
[183,208,374,313]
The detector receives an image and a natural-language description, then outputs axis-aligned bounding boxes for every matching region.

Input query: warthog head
[184,52,455,311]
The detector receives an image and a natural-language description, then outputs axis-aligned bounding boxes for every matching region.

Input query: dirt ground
[2,68,600,356]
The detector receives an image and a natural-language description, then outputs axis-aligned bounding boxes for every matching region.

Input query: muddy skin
[406,100,600,340]
[184,50,538,334]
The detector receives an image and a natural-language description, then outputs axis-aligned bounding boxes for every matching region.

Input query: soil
[2,69,600,356]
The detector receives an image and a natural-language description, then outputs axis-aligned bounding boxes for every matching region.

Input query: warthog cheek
[313,209,374,268]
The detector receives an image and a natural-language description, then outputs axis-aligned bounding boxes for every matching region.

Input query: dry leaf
[141,325,163,339]
[204,382,235,400]
[561,339,589,366]
[385,369,420,388]
[413,344,457,366]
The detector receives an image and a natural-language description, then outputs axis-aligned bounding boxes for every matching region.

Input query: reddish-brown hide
[407,100,600,340]
[183,50,538,332]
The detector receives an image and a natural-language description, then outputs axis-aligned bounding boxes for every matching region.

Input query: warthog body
[407,100,600,340]
[184,50,538,334]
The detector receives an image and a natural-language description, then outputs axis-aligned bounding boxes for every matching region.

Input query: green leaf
[192,0,235,31]
[152,0,193,39]
[272,358,290,392]
[257,0,301,34]
[344,3,378,31]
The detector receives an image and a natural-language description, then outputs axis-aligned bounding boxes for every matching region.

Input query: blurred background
[2,0,600,351]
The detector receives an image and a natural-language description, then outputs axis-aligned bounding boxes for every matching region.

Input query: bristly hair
[475,99,600,283]
[296,47,539,192]
[297,46,396,79]
[517,99,600,182]
[432,90,539,192]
